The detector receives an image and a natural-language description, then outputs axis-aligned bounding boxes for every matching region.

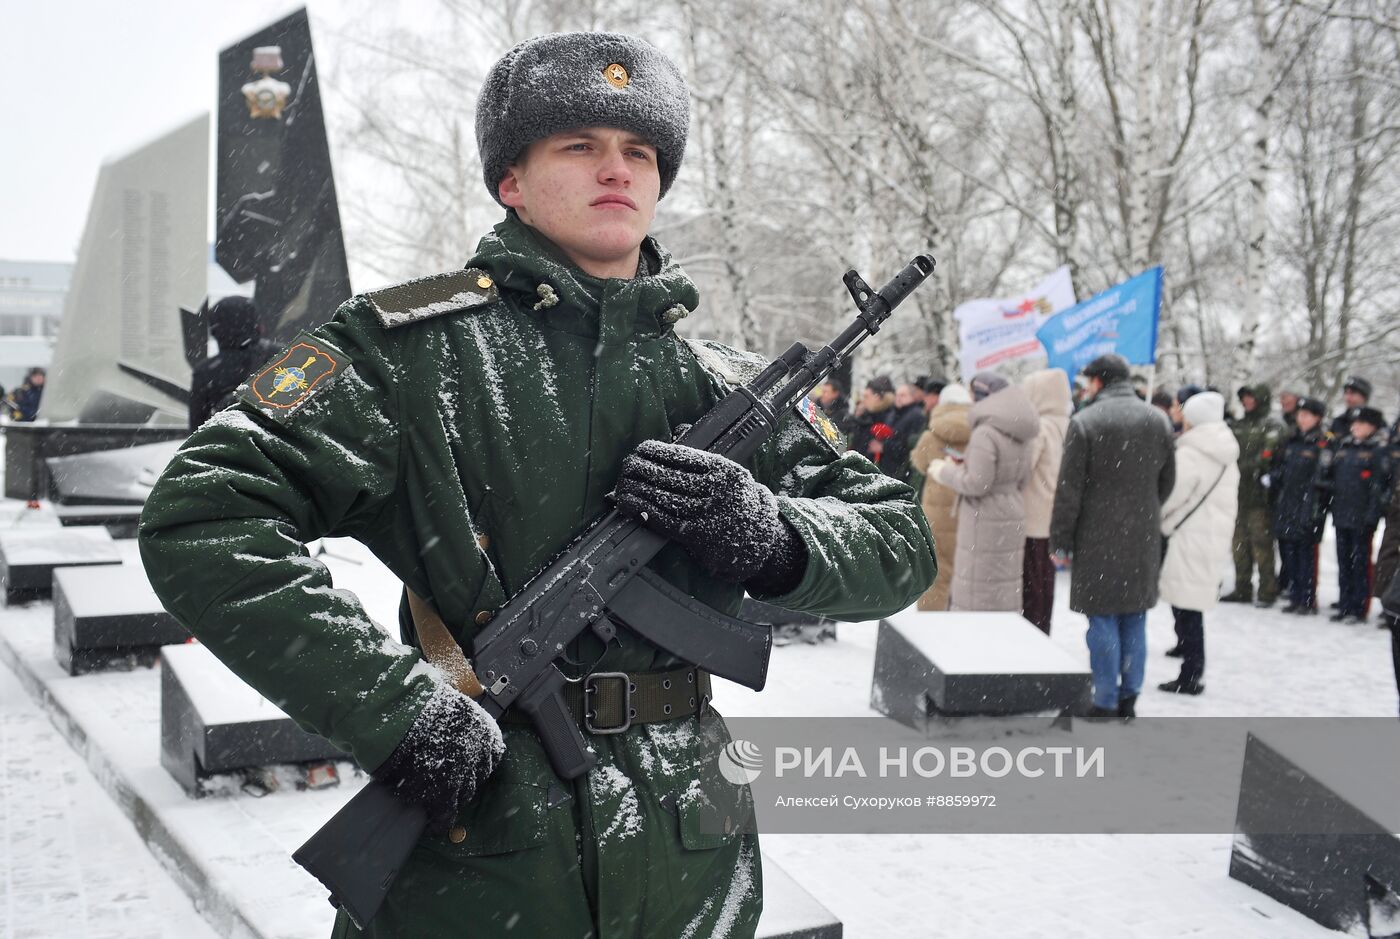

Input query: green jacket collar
[469,211,699,345]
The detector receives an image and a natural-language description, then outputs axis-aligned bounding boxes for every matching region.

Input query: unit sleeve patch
[796,396,845,454]
[242,332,347,414]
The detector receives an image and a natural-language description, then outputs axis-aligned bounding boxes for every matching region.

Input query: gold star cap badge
[476,275,494,290]
[603,63,630,89]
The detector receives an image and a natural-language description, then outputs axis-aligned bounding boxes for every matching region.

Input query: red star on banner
[1018,298,1036,314]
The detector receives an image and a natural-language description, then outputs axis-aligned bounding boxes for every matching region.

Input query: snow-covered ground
[1,466,1395,937]
[0,633,218,939]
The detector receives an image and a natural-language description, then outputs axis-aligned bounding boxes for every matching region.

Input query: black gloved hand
[373,684,506,835]
[614,439,806,590]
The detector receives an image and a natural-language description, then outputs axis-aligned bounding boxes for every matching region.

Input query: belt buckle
[583,671,631,735]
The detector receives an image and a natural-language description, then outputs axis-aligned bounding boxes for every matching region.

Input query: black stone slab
[54,504,145,539]
[52,565,189,675]
[871,610,1091,729]
[0,528,121,604]
[1230,731,1400,934]
[742,595,838,646]
[2,423,187,502]
[160,643,344,797]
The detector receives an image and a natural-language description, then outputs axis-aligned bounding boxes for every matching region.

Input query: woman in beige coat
[1020,369,1072,632]
[910,384,972,610]
[927,373,1040,612]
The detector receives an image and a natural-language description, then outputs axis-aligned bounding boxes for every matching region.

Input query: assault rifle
[294,255,936,928]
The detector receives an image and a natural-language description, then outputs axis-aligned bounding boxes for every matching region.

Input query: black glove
[614,439,807,591]
[373,684,506,835]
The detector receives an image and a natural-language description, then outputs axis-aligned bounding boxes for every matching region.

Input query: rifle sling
[405,587,710,730]
[405,587,483,698]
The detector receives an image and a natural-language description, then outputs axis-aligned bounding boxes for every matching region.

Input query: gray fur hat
[476,32,690,206]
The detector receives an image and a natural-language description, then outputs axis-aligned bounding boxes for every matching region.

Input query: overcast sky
[1,1,340,262]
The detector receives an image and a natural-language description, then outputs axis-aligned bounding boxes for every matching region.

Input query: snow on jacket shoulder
[1159,421,1240,611]
[1020,369,1071,539]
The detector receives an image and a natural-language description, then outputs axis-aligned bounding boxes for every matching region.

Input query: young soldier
[1270,396,1330,614]
[1320,406,1390,624]
[138,32,935,939]
[1222,384,1284,607]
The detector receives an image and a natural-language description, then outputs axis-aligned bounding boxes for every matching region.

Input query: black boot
[1158,678,1205,695]
[1220,591,1252,604]
[1080,704,1120,722]
[1117,695,1138,722]
[1165,644,1184,657]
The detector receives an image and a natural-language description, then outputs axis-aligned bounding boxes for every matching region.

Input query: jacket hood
[1022,368,1072,418]
[939,383,972,406]
[927,400,972,445]
[1179,420,1240,467]
[468,211,699,344]
[970,385,1040,441]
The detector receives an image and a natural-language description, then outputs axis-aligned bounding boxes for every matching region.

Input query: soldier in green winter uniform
[1222,383,1284,606]
[138,32,935,939]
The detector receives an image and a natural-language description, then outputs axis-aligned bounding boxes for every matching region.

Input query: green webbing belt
[500,665,712,733]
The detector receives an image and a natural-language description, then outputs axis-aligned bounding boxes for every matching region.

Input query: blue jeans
[1086,612,1147,709]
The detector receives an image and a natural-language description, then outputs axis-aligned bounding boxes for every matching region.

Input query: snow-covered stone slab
[1230,728,1400,934]
[44,438,182,505]
[871,610,1091,728]
[160,642,344,796]
[52,563,189,674]
[0,526,120,604]
[757,862,842,938]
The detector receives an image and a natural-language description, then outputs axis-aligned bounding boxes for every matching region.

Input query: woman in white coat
[1157,392,1240,695]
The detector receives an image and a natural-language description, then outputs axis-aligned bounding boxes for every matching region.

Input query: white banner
[953,266,1076,379]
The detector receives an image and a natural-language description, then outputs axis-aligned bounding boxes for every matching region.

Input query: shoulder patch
[796,396,845,454]
[241,332,347,414]
[366,268,499,329]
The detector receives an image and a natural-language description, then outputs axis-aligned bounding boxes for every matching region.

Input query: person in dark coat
[1270,396,1331,613]
[1329,375,1372,438]
[892,381,931,484]
[851,375,908,476]
[1373,415,1400,605]
[188,296,279,431]
[4,367,46,421]
[1320,406,1391,623]
[1380,557,1400,716]
[1051,354,1176,720]
[1278,389,1300,428]
[816,377,855,440]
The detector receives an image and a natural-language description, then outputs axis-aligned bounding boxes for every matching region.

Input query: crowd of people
[816,357,1400,719]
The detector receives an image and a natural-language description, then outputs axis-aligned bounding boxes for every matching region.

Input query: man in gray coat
[1051,354,1176,720]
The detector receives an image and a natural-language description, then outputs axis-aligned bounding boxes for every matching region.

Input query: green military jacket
[139,213,935,937]
[1232,383,1284,511]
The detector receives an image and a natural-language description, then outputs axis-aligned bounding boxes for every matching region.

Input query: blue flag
[1036,267,1163,377]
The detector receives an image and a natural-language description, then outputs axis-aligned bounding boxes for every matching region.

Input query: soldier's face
[1344,389,1366,408]
[1296,410,1320,432]
[498,128,661,279]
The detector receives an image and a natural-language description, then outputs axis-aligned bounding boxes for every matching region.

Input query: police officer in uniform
[1320,406,1391,623]
[1270,396,1330,613]
[139,32,935,939]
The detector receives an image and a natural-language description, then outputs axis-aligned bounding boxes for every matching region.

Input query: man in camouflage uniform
[139,32,935,939]
[1222,384,1284,606]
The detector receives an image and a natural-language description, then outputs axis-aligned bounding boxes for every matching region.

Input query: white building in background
[0,259,69,391]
